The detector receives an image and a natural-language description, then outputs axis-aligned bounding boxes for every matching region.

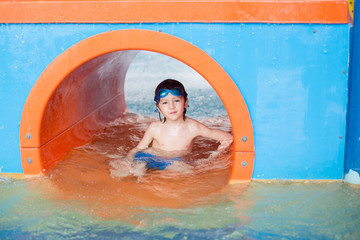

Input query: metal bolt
[242,136,248,142]
[27,158,33,164]
[241,161,247,167]
[26,133,31,139]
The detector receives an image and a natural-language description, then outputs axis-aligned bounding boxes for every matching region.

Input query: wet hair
[154,79,188,123]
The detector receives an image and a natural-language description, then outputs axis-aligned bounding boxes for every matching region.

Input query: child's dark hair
[154,79,188,123]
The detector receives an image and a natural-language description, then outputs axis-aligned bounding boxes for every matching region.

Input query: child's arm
[196,122,233,152]
[126,122,156,160]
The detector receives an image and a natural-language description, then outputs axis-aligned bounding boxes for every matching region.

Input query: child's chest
[153,125,195,150]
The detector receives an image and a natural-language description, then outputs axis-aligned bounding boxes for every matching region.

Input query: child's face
[157,93,188,122]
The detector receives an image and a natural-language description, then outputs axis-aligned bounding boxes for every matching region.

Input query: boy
[124,79,233,176]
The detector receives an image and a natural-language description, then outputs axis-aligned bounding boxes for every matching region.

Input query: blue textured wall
[0,23,350,179]
[346,1,360,176]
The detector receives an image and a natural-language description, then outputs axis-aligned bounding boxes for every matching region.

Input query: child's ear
[156,105,161,113]
[185,98,189,108]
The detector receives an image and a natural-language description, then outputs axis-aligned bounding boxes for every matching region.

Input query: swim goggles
[155,88,185,101]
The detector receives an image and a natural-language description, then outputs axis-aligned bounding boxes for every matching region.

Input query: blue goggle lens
[156,88,184,101]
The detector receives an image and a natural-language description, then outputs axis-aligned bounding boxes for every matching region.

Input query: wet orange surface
[41,116,234,218]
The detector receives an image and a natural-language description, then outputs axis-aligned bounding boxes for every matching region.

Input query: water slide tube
[19,30,255,182]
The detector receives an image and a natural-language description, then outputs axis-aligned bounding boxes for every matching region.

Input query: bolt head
[27,158,32,164]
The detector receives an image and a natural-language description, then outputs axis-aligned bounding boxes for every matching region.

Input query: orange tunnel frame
[20,29,255,182]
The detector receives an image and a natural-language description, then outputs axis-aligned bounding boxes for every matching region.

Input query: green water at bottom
[1,177,359,240]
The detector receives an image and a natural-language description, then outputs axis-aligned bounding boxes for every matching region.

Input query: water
[1,51,360,239]
[1,177,360,239]
[41,114,233,209]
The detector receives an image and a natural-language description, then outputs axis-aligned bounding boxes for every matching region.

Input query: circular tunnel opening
[20,29,254,182]
[124,50,228,118]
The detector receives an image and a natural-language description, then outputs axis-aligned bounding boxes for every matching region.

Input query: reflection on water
[1,175,360,239]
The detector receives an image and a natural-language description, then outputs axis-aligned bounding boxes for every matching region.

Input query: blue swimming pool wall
[0,22,351,180]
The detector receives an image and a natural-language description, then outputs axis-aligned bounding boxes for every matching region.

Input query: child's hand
[208,139,232,161]
[129,162,146,178]
[109,159,132,178]
[217,139,233,152]
[125,147,141,161]
[208,150,221,160]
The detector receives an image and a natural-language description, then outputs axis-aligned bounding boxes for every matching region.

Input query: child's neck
[164,117,186,126]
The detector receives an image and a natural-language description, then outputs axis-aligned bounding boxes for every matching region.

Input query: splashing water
[44,114,233,213]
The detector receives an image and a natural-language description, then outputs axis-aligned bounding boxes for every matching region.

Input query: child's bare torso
[131,115,232,162]
[149,118,199,155]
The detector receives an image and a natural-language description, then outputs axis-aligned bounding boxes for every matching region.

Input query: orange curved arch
[20,29,254,181]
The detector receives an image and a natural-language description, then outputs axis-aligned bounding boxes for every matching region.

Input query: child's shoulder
[148,120,162,129]
[185,117,199,125]
[185,117,207,129]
